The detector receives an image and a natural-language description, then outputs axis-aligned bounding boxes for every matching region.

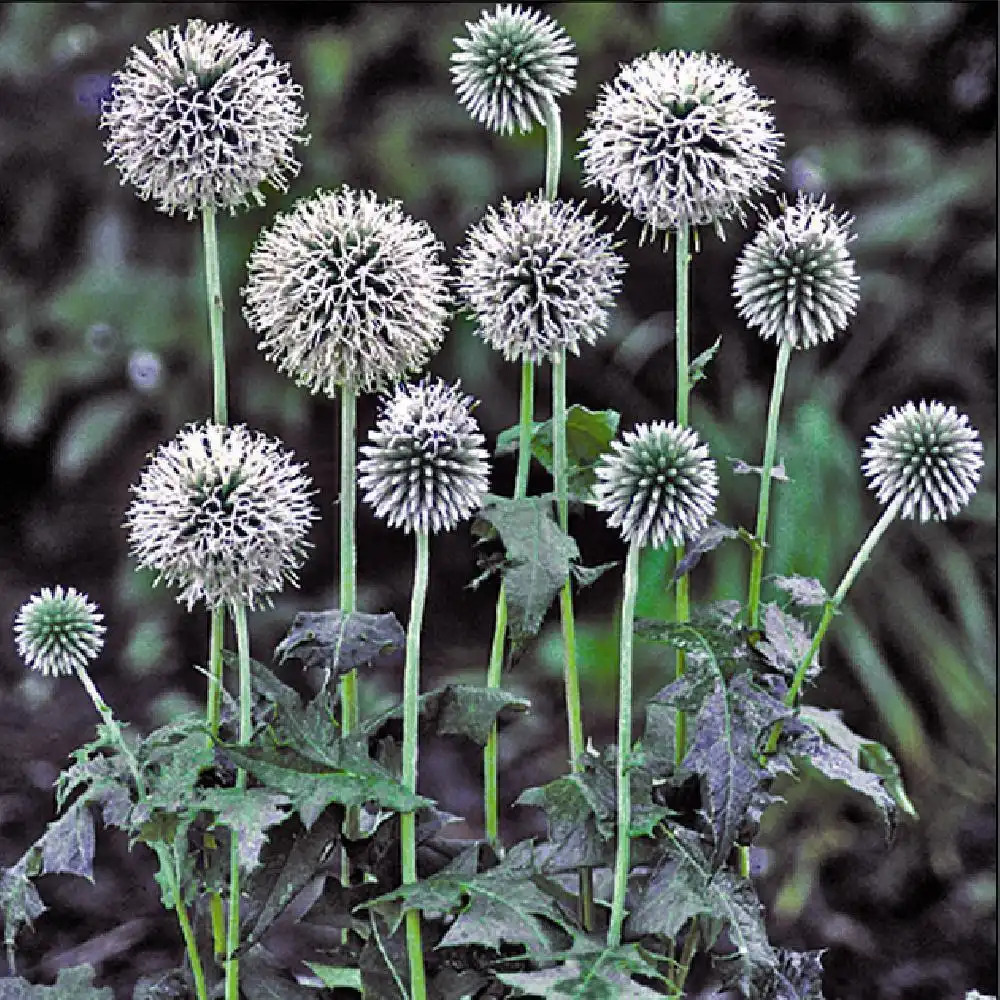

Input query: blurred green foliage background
[0,3,995,996]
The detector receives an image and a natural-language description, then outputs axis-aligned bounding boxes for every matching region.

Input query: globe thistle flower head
[359,379,490,535]
[126,423,317,610]
[594,421,718,549]
[101,19,307,219]
[862,401,983,523]
[456,195,626,363]
[579,50,782,241]
[14,586,105,678]
[243,186,451,396]
[451,4,576,135]
[733,194,859,350]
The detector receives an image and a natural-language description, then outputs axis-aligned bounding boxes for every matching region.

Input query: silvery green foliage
[243,186,451,396]
[594,420,719,549]
[456,196,626,363]
[358,379,490,535]
[14,587,105,677]
[579,50,782,240]
[862,400,983,522]
[733,194,860,349]
[451,3,576,135]
[125,423,317,610]
[101,19,307,218]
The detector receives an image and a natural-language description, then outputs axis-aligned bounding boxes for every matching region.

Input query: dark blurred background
[0,3,995,997]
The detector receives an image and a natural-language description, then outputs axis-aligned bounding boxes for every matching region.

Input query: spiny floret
[456,195,626,363]
[243,186,451,396]
[359,379,490,535]
[862,401,983,522]
[14,586,105,678]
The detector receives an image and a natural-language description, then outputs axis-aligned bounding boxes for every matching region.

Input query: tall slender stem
[541,96,561,202]
[206,609,225,738]
[201,206,227,426]
[402,531,430,1000]
[608,541,641,947]
[747,339,792,629]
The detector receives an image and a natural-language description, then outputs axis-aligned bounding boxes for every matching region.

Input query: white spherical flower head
[580,50,782,240]
[126,423,317,610]
[862,401,983,523]
[594,421,718,549]
[243,187,451,396]
[457,196,626,363]
[452,4,576,135]
[101,19,307,218]
[733,194,859,350]
[14,586,105,678]
[359,379,490,535]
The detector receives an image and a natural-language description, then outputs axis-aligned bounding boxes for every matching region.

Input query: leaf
[757,603,820,687]
[0,853,46,963]
[56,752,133,830]
[40,801,96,881]
[859,742,918,819]
[199,788,292,874]
[0,965,113,1000]
[760,948,827,999]
[570,560,618,589]
[516,776,607,871]
[688,335,722,387]
[769,575,829,608]
[434,684,531,747]
[729,457,790,482]
[672,521,740,581]
[240,944,329,1000]
[303,963,362,992]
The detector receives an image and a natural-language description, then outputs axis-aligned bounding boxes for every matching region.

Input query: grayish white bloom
[15,586,105,678]
[126,423,316,610]
[102,19,307,218]
[733,194,859,349]
[456,196,626,363]
[452,4,576,135]
[359,379,490,535]
[579,50,782,240]
[243,186,451,396]
[862,401,983,522]
[594,421,718,549]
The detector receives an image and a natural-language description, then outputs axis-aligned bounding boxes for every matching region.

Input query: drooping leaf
[859,741,918,819]
[673,521,740,581]
[198,788,292,874]
[0,964,113,1000]
[516,776,607,872]
[769,575,829,608]
[39,801,95,881]
[570,560,619,589]
[688,335,723,387]
[56,751,133,830]
[434,684,531,747]
[756,603,820,687]
[0,852,46,964]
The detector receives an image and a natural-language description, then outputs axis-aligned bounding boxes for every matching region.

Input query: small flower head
[579,50,782,240]
[594,421,718,549]
[733,194,859,349]
[456,196,626,363]
[862,401,983,522]
[125,423,317,610]
[451,4,576,135]
[14,587,105,678]
[243,186,451,396]
[359,379,490,535]
[101,19,307,219]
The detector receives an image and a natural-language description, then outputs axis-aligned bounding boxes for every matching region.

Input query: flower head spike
[456,196,626,363]
[359,379,490,535]
[126,423,316,610]
[862,401,983,523]
[733,194,859,349]
[101,19,307,219]
[579,50,782,241]
[15,587,105,678]
[594,421,718,549]
[452,4,576,135]
[243,186,451,396]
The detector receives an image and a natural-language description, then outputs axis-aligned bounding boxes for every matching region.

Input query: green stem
[74,666,143,790]
[608,542,641,947]
[541,96,561,202]
[402,531,430,1000]
[514,359,534,500]
[166,842,210,1000]
[672,926,700,995]
[747,339,793,629]
[206,608,225,738]
[201,206,227,426]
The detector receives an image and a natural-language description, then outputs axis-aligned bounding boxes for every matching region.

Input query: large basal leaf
[516,775,607,872]
[198,788,292,874]
[0,964,113,1000]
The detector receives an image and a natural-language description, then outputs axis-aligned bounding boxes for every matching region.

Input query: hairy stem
[201,206,227,426]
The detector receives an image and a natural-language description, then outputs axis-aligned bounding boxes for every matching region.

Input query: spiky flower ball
[126,423,316,610]
[243,186,451,396]
[456,196,626,363]
[862,401,983,523]
[102,19,307,219]
[14,587,105,678]
[594,421,718,549]
[733,194,859,349]
[359,379,490,535]
[579,50,782,240]
[451,4,576,135]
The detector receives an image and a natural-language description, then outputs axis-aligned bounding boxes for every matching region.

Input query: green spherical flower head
[14,586,105,678]
[243,186,451,396]
[733,194,859,349]
[594,421,718,549]
[452,4,576,135]
[456,196,626,363]
[579,50,782,241]
[126,423,317,610]
[359,379,490,535]
[101,19,307,219]
[862,400,983,523]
